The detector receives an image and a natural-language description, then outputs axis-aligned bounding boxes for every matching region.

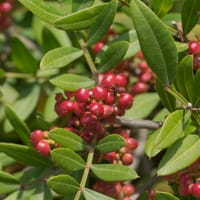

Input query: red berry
[192,183,200,198]
[89,102,104,116]
[102,105,114,118]
[138,61,149,71]
[35,140,51,156]
[132,82,148,94]
[75,88,90,102]
[0,2,12,13]
[188,41,200,54]
[122,153,134,165]
[64,91,74,99]
[103,91,115,105]
[116,74,127,87]
[55,93,63,102]
[92,86,108,101]
[125,137,138,151]
[117,93,133,109]
[93,42,104,54]
[113,105,125,116]
[104,152,117,162]
[139,71,152,83]
[101,73,116,88]
[60,100,74,113]
[30,130,45,146]
[122,183,135,196]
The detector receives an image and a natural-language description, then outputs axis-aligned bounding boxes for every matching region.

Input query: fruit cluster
[103,128,138,165]
[92,180,135,200]
[54,72,134,144]
[166,158,200,198]
[188,40,200,70]
[0,0,14,30]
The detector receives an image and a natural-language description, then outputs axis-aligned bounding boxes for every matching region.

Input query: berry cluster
[55,72,134,144]
[166,158,200,198]
[103,128,138,165]
[30,129,53,156]
[188,40,200,70]
[92,180,135,200]
[0,0,14,30]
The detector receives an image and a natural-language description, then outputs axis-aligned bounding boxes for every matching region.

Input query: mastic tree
[0,0,200,199]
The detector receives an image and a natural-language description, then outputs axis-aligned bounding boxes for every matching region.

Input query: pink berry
[188,41,200,54]
[30,130,45,146]
[125,137,138,151]
[117,93,133,109]
[75,88,90,102]
[122,153,134,165]
[122,183,135,196]
[104,152,117,162]
[115,73,127,87]
[101,73,116,88]
[132,82,148,94]
[89,102,104,116]
[93,42,104,54]
[35,140,51,156]
[0,2,12,13]
[139,71,152,83]
[92,86,108,101]
[192,183,200,198]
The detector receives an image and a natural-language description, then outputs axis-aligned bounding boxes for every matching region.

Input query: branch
[115,117,162,130]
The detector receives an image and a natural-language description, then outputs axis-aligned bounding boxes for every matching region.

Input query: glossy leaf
[130,0,178,84]
[18,0,63,23]
[181,0,200,34]
[176,55,194,102]
[155,191,180,200]
[87,1,117,45]
[48,128,88,151]
[11,37,38,73]
[54,4,107,30]
[152,0,174,18]
[50,73,95,91]
[91,164,139,181]
[125,93,160,119]
[145,110,191,158]
[51,148,85,172]
[157,135,200,176]
[83,188,115,200]
[0,143,51,167]
[40,47,83,69]
[47,174,79,196]
[72,0,94,12]
[96,134,125,153]
[5,105,31,146]
[97,41,129,73]
[193,69,200,106]
[156,79,176,112]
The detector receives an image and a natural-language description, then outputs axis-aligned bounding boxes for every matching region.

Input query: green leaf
[11,37,38,73]
[91,164,139,181]
[96,134,125,153]
[0,183,19,196]
[50,73,95,91]
[48,128,88,151]
[40,47,83,69]
[51,148,85,172]
[130,0,178,84]
[72,0,94,12]
[145,110,191,158]
[97,41,129,73]
[0,171,19,184]
[176,55,194,102]
[125,93,160,119]
[181,0,200,34]
[157,135,200,176]
[83,188,115,200]
[152,0,174,18]
[47,174,79,196]
[54,3,107,30]
[0,143,51,167]
[193,70,200,106]
[155,191,180,200]
[87,1,117,45]
[18,0,63,24]
[5,105,31,146]
[156,79,176,112]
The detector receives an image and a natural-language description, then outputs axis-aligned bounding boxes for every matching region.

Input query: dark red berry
[35,140,51,156]
[92,86,108,101]
[103,91,115,105]
[122,153,134,165]
[64,91,74,99]
[30,130,45,146]
[102,105,114,118]
[75,88,90,102]
[89,102,104,116]
[55,93,63,102]
[60,100,74,113]
[101,73,116,88]
[122,183,135,196]
[93,42,104,54]
[117,93,133,109]
[104,152,117,162]
[116,73,127,87]
[132,82,148,94]
[188,41,200,54]
[0,2,12,13]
